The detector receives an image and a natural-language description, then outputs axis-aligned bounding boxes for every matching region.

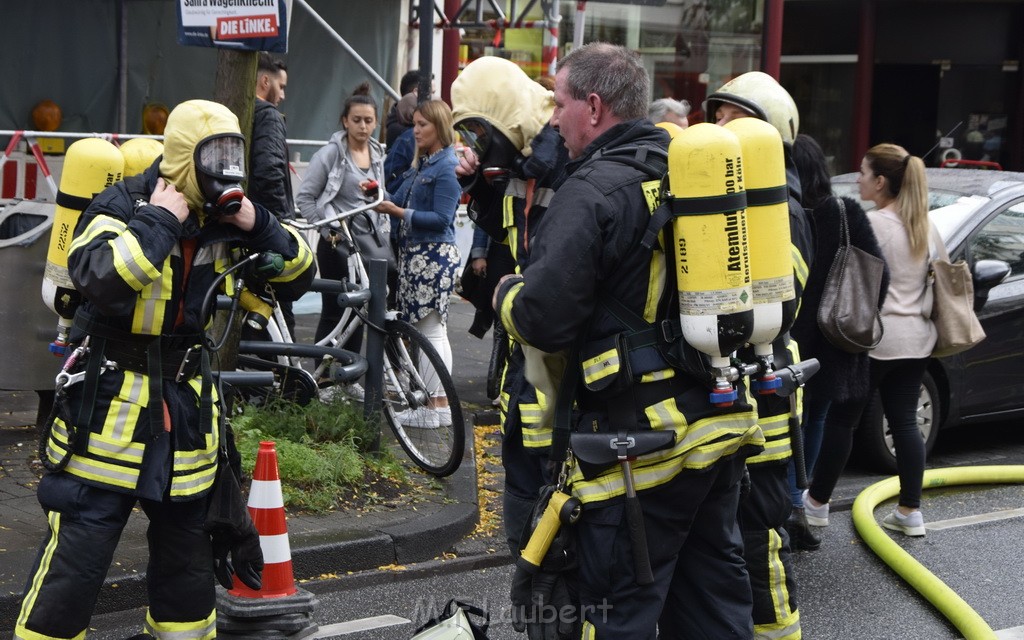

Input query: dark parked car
[830,168,1024,472]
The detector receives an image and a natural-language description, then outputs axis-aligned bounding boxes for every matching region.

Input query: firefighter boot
[785,507,821,551]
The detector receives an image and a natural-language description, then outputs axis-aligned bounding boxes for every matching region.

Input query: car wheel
[855,371,941,474]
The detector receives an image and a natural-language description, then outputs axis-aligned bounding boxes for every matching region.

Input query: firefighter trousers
[739,463,801,640]
[15,472,216,640]
[501,399,554,554]
[576,454,753,640]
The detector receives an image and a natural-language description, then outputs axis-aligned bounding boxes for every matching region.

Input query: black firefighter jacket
[47,159,314,502]
[495,119,763,506]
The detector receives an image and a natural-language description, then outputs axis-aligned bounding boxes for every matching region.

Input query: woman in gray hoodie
[296,82,387,372]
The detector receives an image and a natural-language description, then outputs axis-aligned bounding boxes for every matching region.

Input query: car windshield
[927,196,988,240]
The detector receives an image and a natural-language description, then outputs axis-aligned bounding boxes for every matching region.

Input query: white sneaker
[882,509,926,537]
[396,407,440,429]
[437,406,452,427]
[343,382,365,401]
[802,489,830,527]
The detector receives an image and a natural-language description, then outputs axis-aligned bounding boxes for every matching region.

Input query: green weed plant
[231,397,407,513]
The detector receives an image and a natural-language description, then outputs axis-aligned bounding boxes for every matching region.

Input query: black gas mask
[455,117,524,192]
[194,133,246,219]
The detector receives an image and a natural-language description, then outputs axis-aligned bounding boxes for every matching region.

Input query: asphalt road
[82,417,1024,640]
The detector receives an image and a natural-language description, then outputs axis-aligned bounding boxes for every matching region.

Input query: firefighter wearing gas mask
[452,57,578,639]
[706,71,815,640]
[15,100,314,640]
[452,56,567,549]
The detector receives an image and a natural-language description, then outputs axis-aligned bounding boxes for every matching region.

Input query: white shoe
[882,509,926,537]
[396,407,440,429]
[437,406,452,427]
[803,489,830,527]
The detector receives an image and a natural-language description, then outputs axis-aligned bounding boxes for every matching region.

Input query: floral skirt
[397,242,460,324]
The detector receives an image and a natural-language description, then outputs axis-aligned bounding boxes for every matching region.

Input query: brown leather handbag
[816,198,886,353]
[928,225,986,357]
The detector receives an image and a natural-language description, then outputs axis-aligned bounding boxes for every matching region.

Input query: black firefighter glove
[205,462,264,590]
[510,525,578,640]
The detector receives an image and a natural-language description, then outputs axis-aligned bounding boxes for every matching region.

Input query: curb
[0,432,481,621]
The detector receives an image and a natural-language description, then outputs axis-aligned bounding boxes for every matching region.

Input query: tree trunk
[212,49,258,372]
[214,49,257,145]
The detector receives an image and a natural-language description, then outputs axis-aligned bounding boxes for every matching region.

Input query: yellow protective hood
[158,99,242,211]
[451,57,554,156]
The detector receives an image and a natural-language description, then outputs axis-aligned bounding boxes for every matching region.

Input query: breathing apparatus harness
[39,248,283,473]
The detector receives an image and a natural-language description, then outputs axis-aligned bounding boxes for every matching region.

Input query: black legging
[809,357,929,509]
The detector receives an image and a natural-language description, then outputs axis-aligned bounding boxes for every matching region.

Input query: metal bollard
[363,258,388,450]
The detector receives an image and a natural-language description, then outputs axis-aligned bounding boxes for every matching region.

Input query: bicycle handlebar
[284,189,386,231]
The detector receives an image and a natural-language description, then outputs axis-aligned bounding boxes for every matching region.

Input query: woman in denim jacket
[376,99,461,428]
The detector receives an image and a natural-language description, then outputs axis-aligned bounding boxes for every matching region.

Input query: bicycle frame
[278,191,411,388]
[252,194,465,476]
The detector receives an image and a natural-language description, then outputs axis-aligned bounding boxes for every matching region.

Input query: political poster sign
[177,0,291,53]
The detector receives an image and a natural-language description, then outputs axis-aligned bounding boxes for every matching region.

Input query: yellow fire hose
[852,465,1024,640]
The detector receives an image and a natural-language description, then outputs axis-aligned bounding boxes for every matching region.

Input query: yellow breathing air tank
[42,138,124,354]
[119,137,164,178]
[667,123,752,405]
[724,117,795,359]
[655,121,686,140]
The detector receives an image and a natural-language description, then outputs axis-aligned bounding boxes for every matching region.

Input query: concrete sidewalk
[0,299,506,622]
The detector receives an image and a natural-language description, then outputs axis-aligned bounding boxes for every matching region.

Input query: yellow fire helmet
[158,100,241,212]
[451,56,554,156]
[705,71,800,144]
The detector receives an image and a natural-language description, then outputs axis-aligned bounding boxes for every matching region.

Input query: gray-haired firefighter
[707,71,815,640]
[494,43,764,639]
[15,99,314,640]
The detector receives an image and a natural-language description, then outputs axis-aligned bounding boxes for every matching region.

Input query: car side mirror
[972,259,1011,311]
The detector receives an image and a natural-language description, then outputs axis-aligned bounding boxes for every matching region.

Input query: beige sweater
[867,208,940,360]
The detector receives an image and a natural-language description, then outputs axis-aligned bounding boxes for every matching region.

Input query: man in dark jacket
[251,52,294,221]
[494,43,763,639]
[385,69,425,144]
[14,99,314,640]
[250,52,299,334]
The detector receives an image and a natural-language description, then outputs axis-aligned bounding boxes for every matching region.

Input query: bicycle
[236,189,466,478]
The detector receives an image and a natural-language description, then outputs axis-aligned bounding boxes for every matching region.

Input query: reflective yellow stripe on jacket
[46,376,220,498]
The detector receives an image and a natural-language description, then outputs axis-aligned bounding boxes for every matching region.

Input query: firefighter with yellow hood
[453,57,579,639]
[15,99,314,640]
[452,55,567,552]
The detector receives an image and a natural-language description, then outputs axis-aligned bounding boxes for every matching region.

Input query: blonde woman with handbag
[804,143,938,537]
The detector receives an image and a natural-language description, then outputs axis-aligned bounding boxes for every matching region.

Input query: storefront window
[781,61,856,174]
[459,1,768,123]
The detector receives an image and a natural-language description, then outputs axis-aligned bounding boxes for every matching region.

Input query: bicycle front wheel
[381,319,465,477]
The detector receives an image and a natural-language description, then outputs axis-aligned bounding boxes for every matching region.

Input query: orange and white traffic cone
[230,440,297,599]
[217,441,319,638]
